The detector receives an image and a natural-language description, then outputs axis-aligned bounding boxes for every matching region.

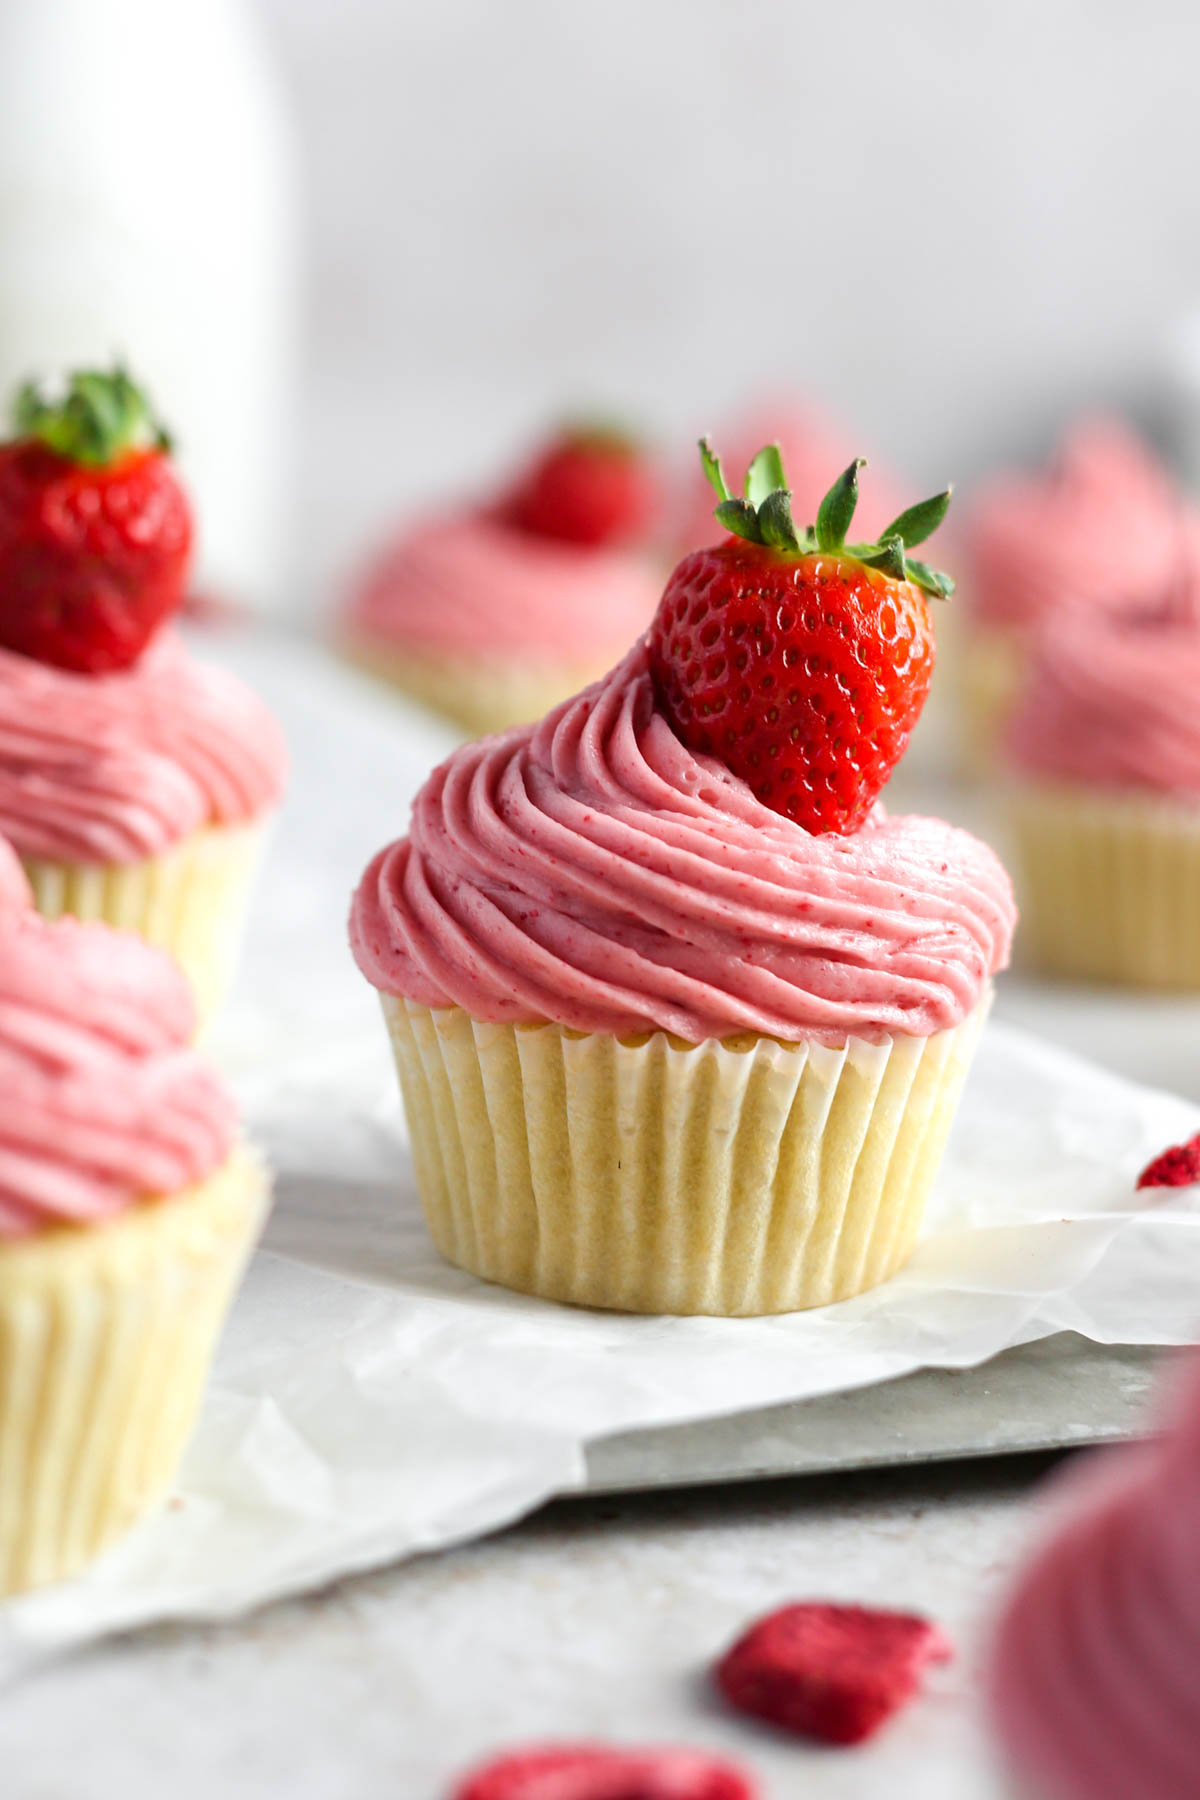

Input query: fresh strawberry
[499,425,656,549]
[647,442,954,834]
[715,1601,953,1746]
[451,1743,757,1800]
[0,365,193,674]
[1137,1131,1200,1190]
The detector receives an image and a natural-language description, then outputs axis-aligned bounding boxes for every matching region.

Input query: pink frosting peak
[350,645,1015,1043]
[343,511,661,663]
[0,913,237,1237]
[965,416,1191,630]
[991,1347,1200,1800]
[1007,602,1200,797]
[676,403,906,553]
[0,836,30,913]
[0,632,288,864]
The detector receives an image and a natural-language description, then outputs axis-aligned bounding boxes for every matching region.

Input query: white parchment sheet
[2,629,1197,1680]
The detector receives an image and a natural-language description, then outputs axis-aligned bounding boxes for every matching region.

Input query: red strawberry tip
[1137,1130,1200,1190]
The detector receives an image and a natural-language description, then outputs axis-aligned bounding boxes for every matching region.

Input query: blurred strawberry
[499,424,656,549]
[0,364,193,674]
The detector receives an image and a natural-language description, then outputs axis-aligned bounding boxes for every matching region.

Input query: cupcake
[960,417,1190,774]
[0,909,268,1595]
[339,425,663,737]
[990,1345,1200,1799]
[350,444,1015,1316]
[1004,592,1200,988]
[0,365,287,1019]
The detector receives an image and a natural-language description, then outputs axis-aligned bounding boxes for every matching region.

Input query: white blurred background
[5,0,1200,608]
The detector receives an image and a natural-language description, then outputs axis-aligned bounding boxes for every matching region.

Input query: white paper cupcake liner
[22,819,269,1023]
[1008,780,1200,989]
[0,1148,268,1597]
[380,997,990,1316]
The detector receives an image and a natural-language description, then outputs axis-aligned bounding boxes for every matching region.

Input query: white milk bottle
[0,0,301,610]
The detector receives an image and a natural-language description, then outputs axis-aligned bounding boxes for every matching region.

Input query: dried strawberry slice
[715,1601,953,1745]
[451,1742,758,1799]
[1137,1131,1200,1190]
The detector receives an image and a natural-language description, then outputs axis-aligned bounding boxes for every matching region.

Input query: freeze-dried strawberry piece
[1137,1131,1200,1190]
[451,1743,758,1800]
[715,1601,953,1745]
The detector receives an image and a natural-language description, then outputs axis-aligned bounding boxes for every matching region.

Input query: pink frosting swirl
[1008,604,1200,797]
[0,913,237,1238]
[965,417,1191,630]
[992,1348,1200,1800]
[350,645,1015,1042]
[0,836,30,913]
[0,632,288,863]
[344,511,661,662]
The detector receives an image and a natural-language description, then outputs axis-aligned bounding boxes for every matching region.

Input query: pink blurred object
[964,417,1191,631]
[1005,597,1200,795]
[674,401,907,554]
[990,1345,1200,1800]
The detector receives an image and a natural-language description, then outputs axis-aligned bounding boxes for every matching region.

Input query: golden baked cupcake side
[0,909,268,1596]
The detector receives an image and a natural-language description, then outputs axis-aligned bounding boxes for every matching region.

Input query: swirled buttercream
[0,633,287,862]
[350,644,1015,1042]
[344,512,660,662]
[0,914,236,1237]
[1009,608,1200,797]
[965,417,1191,630]
[992,1348,1200,1800]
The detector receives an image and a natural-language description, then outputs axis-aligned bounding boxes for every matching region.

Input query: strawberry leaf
[815,459,865,552]
[859,534,907,580]
[744,443,786,510]
[699,437,730,504]
[905,556,955,599]
[13,363,171,468]
[758,487,803,551]
[715,497,766,544]
[880,487,953,549]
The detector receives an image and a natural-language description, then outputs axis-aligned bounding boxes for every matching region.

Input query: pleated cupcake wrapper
[339,634,613,738]
[381,997,990,1317]
[1008,780,1200,989]
[0,1149,268,1598]
[22,819,269,1024]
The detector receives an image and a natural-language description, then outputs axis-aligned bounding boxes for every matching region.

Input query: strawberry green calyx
[13,365,172,469]
[699,438,955,600]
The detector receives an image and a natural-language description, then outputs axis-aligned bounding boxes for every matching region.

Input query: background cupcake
[991,1344,1200,1799]
[1004,593,1200,988]
[959,416,1191,774]
[339,423,664,737]
[0,911,268,1595]
[350,449,1015,1316]
[0,365,287,1020]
